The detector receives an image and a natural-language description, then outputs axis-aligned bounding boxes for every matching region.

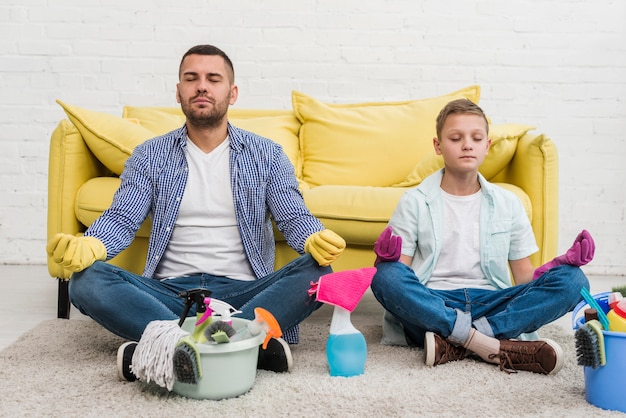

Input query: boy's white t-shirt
[427,188,495,290]
[154,136,256,281]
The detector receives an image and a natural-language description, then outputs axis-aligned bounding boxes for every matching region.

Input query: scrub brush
[173,335,202,384]
[575,319,605,369]
[204,320,237,343]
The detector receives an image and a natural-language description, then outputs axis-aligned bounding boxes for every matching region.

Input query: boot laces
[489,343,536,374]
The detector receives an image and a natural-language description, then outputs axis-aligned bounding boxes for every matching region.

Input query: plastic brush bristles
[204,320,237,343]
[575,319,606,369]
[173,336,202,384]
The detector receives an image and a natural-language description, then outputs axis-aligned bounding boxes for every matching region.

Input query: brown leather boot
[424,332,468,366]
[491,338,563,375]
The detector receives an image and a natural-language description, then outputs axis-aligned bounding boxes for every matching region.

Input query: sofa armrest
[491,133,558,266]
[47,120,111,280]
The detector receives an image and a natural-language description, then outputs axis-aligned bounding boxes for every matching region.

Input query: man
[47,44,346,380]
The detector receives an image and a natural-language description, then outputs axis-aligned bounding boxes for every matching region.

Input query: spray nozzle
[250,307,282,349]
[195,297,242,326]
[177,288,212,327]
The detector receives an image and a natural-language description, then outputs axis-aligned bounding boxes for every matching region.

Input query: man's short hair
[179,44,235,83]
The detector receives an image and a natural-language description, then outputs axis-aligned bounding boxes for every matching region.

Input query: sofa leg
[57,279,71,319]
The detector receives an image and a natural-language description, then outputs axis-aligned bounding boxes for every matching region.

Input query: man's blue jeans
[69,254,330,343]
[371,262,589,346]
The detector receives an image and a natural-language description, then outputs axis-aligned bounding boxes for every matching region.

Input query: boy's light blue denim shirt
[390,169,538,289]
[382,169,540,345]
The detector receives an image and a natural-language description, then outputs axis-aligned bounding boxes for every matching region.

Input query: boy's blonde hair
[435,99,489,139]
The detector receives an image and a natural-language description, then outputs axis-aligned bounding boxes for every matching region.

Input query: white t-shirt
[427,188,495,290]
[154,136,256,281]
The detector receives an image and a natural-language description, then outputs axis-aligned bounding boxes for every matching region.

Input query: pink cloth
[309,267,377,312]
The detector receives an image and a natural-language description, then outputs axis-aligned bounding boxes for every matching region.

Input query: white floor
[0,264,624,351]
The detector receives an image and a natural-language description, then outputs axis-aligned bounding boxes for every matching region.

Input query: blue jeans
[69,254,330,343]
[370,262,589,347]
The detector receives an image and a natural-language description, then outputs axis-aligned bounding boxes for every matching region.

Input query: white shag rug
[0,318,623,417]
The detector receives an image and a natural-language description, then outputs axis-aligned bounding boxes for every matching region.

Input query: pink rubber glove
[533,229,595,280]
[374,226,402,266]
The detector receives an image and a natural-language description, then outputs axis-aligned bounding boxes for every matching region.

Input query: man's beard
[181,96,229,129]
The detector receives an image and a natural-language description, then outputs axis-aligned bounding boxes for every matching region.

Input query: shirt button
[166,227,171,231]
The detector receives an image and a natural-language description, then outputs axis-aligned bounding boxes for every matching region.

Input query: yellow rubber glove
[304,229,346,266]
[46,233,107,273]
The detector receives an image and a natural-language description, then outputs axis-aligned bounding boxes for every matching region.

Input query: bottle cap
[612,298,626,317]
[608,291,624,309]
[584,308,598,322]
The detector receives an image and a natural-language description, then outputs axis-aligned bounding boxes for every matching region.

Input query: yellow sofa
[47,85,559,318]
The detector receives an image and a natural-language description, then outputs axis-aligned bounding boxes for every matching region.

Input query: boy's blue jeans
[371,262,589,347]
[69,255,330,343]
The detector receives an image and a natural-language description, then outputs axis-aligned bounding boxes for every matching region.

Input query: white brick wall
[1,0,625,275]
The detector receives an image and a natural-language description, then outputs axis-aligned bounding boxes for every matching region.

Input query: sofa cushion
[75,177,152,237]
[302,185,410,244]
[391,123,535,187]
[121,106,186,135]
[301,182,532,245]
[494,183,533,222]
[292,86,481,188]
[57,100,157,176]
[123,106,302,171]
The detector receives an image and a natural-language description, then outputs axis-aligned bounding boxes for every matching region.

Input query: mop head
[131,320,189,391]
[309,267,377,312]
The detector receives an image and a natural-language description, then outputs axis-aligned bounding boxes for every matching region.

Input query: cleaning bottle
[196,297,242,344]
[177,288,213,343]
[230,307,282,349]
[607,298,626,332]
[326,305,367,377]
[308,267,377,377]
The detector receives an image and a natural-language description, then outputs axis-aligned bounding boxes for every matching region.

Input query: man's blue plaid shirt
[85,122,324,280]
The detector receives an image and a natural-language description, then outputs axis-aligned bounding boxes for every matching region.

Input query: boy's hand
[46,233,107,273]
[559,229,595,266]
[304,229,346,266]
[533,229,595,280]
[374,226,402,266]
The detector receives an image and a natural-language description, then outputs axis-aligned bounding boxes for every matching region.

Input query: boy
[371,99,594,374]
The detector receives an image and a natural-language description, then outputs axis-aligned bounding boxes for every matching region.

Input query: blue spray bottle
[326,305,367,376]
[309,267,377,377]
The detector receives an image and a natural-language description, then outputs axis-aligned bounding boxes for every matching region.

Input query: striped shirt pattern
[86,122,324,280]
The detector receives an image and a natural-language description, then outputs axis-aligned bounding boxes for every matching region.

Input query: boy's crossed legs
[371,262,589,375]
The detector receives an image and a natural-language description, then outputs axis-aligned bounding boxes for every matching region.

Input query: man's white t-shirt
[154,136,256,281]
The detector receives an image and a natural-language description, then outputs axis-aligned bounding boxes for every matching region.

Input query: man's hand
[533,229,595,280]
[374,226,402,266]
[46,233,107,273]
[304,229,346,266]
